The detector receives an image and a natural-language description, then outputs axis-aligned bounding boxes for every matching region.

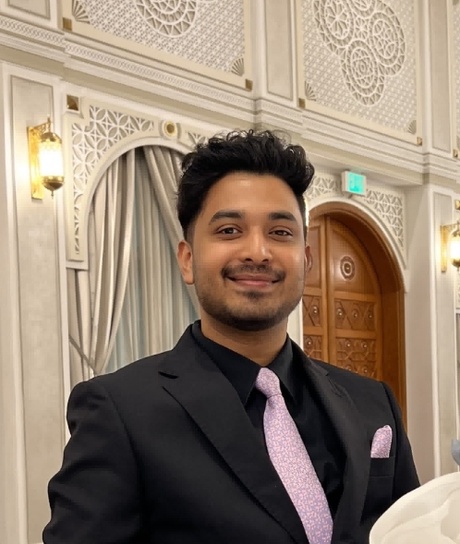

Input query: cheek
[287,248,306,266]
[195,246,230,271]
[286,252,307,280]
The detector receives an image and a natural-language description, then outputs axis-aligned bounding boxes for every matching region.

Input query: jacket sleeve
[43,379,145,543]
[381,381,420,499]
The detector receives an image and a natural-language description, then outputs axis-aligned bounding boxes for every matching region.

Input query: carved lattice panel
[63,0,246,77]
[300,0,417,133]
[335,338,377,378]
[303,335,323,361]
[302,295,322,328]
[335,300,376,331]
[64,99,212,264]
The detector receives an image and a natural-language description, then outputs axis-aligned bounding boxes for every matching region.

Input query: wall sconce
[27,116,64,200]
[441,221,460,272]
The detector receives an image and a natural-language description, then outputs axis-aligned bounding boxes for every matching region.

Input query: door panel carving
[303,216,382,381]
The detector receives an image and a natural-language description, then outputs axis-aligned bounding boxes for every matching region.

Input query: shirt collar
[191,321,297,405]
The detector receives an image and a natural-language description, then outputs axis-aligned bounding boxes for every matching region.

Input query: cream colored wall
[11,75,66,542]
[0,62,28,544]
[0,0,460,543]
[433,190,459,475]
[0,67,68,544]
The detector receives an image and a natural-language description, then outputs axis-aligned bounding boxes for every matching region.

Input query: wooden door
[303,216,382,379]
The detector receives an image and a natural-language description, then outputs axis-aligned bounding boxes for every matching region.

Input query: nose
[241,230,272,263]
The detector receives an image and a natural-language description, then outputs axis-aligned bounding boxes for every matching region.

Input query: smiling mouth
[227,276,279,288]
[229,276,279,284]
[223,265,284,287]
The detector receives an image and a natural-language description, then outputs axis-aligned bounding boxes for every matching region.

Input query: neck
[199,316,288,366]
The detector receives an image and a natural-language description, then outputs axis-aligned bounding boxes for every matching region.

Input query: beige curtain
[68,150,135,384]
[106,147,198,373]
[68,146,198,383]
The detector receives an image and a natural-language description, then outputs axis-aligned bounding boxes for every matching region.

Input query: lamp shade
[38,129,64,192]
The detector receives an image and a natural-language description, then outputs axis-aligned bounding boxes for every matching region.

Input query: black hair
[177,129,315,241]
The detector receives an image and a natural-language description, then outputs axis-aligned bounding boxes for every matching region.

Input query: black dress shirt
[191,321,345,517]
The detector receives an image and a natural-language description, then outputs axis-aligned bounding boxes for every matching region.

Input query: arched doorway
[303,203,407,422]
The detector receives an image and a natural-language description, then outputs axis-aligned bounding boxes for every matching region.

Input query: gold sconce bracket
[27,119,49,200]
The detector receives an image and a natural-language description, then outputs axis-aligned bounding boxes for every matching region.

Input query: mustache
[222,264,285,282]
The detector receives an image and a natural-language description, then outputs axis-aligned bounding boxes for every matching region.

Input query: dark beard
[196,287,301,332]
[213,312,288,332]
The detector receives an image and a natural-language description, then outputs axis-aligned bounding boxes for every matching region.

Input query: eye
[217,226,240,235]
[271,229,292,237]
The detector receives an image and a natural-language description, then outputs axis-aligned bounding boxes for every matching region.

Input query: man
[43,130,419,544]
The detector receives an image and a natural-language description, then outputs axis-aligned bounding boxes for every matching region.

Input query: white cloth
[370,472,460,544]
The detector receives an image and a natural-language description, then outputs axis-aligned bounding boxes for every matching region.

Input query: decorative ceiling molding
[65,42,254,115]
[254,98,304,132]
[300,108,424,183]
[0,13,64,47]
[0,12,254,124]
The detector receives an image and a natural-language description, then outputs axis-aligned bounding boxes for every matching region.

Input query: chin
[218,310,288,332]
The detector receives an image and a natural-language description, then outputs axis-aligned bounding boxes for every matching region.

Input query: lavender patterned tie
[255,367,333,544]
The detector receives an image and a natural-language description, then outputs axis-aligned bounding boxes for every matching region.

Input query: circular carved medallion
[340,256,356,279]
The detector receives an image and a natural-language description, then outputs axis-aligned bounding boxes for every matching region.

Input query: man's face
[177,172,309,332]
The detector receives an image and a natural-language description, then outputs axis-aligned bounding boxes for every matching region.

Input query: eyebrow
[208,210,244,224]
[268,211,298,223]
[208,209,299,225]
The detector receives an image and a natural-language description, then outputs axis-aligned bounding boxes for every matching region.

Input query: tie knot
[255,367,282,399]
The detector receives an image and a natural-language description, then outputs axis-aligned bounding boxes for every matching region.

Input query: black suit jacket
[43,326,419,544]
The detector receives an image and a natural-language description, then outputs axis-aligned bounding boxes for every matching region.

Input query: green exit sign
[341,171,367,196]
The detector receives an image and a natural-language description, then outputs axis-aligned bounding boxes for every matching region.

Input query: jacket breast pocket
[369,456,395,478]
[363,456,396,518]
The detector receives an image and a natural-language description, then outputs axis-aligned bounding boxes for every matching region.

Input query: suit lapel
[296,345,370,542]
[159,329,308,544]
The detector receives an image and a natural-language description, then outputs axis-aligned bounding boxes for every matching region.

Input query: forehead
[199,172,302,218]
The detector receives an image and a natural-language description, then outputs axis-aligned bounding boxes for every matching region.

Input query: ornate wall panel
[300,0,417,135]
[64,98,213,265]
[454,0,460,150]
[1,0,50,18]
[305,173,406,265]
[62,0,249,86]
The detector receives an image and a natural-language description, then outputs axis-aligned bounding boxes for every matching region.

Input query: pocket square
[371,425,392,458]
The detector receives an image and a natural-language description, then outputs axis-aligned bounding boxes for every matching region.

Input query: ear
[177,240,194,285]
[304,244,312,273]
